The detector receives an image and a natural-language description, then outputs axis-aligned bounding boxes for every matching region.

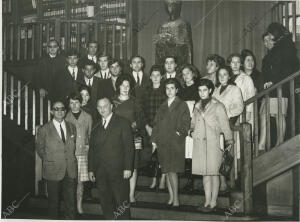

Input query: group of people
[35,22,299,219]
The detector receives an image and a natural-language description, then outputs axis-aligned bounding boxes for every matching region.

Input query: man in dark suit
[55,49,84,104]
[130,55,149,103]
[36,101,77,219]
[162,56,183,86]
[94,54,111,79]
[80,59,102,107]
[78,41,99,69]
[98,59,123,100]
[88,98,134,220]
[34,39,65,101]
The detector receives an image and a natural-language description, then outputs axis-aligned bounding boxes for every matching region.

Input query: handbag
[219,147,234,177]
[139,150,161,177]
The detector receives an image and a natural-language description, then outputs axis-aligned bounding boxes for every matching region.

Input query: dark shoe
[197,205,213,213]
[219,187,230,195]
[182,178,194,192]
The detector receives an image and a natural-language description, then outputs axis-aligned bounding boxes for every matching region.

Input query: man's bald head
[97,98,113,119]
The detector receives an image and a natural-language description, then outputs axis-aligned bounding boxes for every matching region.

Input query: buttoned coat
[36,120,77,181]
[151,97,190,173]
[191,99,233,175]
[65,110,92,156]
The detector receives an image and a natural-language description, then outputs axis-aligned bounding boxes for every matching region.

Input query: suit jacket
[36,120,77,181]
[98,78,117,100]
[94,70,111,80]
[34,54,66,100]
[162,72,183,85]
[80,76,102,107]
[88,114,134,175]
[54,67,85,103]
[130,72,150,103]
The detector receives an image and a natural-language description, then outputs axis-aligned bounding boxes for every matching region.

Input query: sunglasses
[53,107,66,111]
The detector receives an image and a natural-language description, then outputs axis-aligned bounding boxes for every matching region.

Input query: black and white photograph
[1,0,300,221]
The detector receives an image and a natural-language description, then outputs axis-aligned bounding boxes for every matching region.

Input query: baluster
[48,100,51,122]
[94,22,97,42]
[277,86,283,144]
[242,109,246,123]
[40,93,44,126]
[17,25,21,61]
[112,25,116,58]
[265,95,271,150]
[46,23,50,43]
[290,80,295,137]
[25,85,28,130]
[103,24,107,55]
[126,24,130,60]
[4,25,7,61]
[120,25,123,59]
[33,90,36,135]
[10,25,14,61]
[278,3,283,24]
[285,2,289,30]
[253,100,259,157]
[31,25,35,59]
[39,23,43,58]
[10,76,14,120]
[3,72,7,115]
[17,81,21,125]
[76,23,80,51]
[24,26,28,60]
[292,2,296,41]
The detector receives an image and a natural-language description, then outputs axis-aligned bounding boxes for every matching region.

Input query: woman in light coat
[65,92,92,214]
[191,79,233,212]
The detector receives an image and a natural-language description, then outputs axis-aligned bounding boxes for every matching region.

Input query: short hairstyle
[87,41,98,47]
[241,49,256,68]
[164,56,178,64]
[83,59,97,69]
[108,58,122,68]
[267,22,289,42]
[180,64,199,79]
[196,78,215,95]
[164,78,181,91]
[215,66,234,87]
[47,39,60,47]
[68,92,83,104]
[206,54,225,68]
[79,85,91,96]
[98,54,111,61]
[149,65,163,76]
[262,32,269,40]
[130,55,145,65]
[115,74,135,96]
[66,49,79,57]
[227,53,242,65]
[52,100,65,109]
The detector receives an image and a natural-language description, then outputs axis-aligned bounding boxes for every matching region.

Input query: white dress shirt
[133,71,143,85]
[88,55,97,63]
[68,66,78,80]
[53,119,67,140]
[84,76,94,86]
[166,72,176,79]
[167,97,176,107]
[101,69,111,79]
[102,113,113,129]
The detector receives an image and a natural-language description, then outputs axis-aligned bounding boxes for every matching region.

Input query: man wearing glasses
[36,101,77,219]
[34,39,65,101]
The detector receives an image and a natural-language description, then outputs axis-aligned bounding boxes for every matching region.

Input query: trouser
[46,173,76,219]
[96,167,130,220]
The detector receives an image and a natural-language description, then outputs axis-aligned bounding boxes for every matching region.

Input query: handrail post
[277,86,283,144]
[240,122,253,214]
[289,80,295,137]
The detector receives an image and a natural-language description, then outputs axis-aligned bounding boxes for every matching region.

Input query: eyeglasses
[53,107,66,111]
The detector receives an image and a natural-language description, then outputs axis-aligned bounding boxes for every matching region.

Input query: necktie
[60,124,66,143]
[72,68,75,80]
[88,79,91,87]
[102,119,106,129]
[136,73,140,86]
[103,72,106,79]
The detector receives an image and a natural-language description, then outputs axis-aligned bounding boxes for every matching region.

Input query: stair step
[29,196,254,220]
[137,175,203,190]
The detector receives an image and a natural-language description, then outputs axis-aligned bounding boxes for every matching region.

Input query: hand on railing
[263,81,273,89]
[39,88,48,97]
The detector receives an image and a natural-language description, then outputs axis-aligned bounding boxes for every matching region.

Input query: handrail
[245,70,300,105]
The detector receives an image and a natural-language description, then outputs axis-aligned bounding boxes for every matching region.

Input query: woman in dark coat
[259,23,299,149]
[152,78,190,207]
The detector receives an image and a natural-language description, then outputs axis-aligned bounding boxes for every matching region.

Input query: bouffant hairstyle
[226,53,242,65]
[195,78,215,95]
[215,66,235,87]
[67,92,83,104]
[206,54,225,68]
[115,74,135,96]
[241,49,257,69]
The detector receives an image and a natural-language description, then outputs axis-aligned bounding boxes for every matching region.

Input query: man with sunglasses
[34,39,65,101]
[36,101,77,219]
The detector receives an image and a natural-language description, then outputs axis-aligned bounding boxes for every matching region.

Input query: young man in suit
[88,98,134,220]
[94,54,111,79]
[162,56,183,85]
[78,41,99,69]
[55,49,83,104]
[98,59,123,100]
[36,101,77,219]
[130,55,149,103]
[34,39,65,101]
[81,59,102,107]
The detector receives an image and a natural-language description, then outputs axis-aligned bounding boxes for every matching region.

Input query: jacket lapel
[50,121,64,142]
[168,97,180,112]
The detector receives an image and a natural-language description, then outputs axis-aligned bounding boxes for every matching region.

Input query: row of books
[99,1,127,17]
[70,6,87,18]
[43,9,66,17]
[104,17,126,24]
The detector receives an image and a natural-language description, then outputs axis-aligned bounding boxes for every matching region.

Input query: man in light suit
[88,98,134,220]
[36,101,77,219]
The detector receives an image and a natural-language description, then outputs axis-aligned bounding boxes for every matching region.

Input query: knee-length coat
[191,98,233,175]
[151,97,190,173]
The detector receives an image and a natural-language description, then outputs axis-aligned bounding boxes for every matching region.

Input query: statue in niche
[153,0,193,67]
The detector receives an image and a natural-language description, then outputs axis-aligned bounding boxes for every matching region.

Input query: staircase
[2,68,300,220]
